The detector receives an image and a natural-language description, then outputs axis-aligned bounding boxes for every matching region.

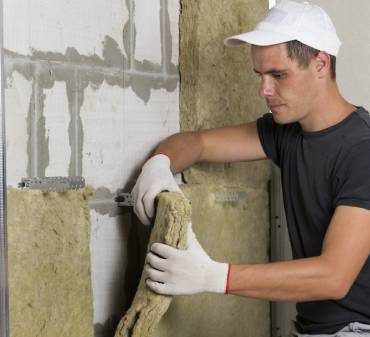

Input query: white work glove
[145,223,230,295]
[132,154,182,225]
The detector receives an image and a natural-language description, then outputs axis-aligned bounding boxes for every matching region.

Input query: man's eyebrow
[253,68,288,75]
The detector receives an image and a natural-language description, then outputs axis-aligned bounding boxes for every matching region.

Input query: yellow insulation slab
[7,188,94,337]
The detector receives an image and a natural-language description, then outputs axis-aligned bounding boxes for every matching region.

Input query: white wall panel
[90,210,129,325]
[134,0,162,64]
[44,82,71,177]
[3,1,180,333]
[5,71,32,186]
[168,1,180,65]
[81,81,125,191]
[3,0,128,58]
[121,86,179,187]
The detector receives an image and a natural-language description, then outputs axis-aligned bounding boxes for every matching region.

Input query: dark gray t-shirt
[257,107,370,334]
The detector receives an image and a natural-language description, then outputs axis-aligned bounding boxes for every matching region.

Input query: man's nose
[259,76,275,98]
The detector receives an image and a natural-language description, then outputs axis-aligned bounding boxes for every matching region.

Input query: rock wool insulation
[114,192,191,337]
[152,184,270,337]
[115,187,268,337]
[171,0,271,335]
[180,0,270,189]
[7,188,94,337]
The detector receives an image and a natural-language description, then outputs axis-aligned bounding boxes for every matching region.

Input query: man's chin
[269,106,295,124]
[271,111,291,125]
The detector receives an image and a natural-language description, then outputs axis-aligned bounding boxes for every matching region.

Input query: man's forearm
[153,131,204,174]
[228,257,347,302]
[152,122,267,173]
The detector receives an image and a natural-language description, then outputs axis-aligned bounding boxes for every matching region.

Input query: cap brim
[224,30,295,47]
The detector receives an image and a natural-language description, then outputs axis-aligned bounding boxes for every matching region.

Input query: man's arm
[153,121,267,174]
[228,205,370,301]
[133,121,267,224]
[146,205,370,300]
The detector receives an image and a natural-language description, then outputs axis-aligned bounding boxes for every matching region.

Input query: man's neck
[299,83,356,132]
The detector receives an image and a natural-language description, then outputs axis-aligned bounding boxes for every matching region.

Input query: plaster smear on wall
[7,188,94,337]
[4,0,179,188]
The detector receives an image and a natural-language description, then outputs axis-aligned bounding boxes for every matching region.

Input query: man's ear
[315,51,331,79]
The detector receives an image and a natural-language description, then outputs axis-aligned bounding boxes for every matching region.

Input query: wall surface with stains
[3,0,180,336]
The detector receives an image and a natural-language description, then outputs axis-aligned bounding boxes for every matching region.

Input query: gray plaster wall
[4,1,180,337]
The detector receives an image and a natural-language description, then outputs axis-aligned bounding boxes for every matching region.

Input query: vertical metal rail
[0,0,9,335]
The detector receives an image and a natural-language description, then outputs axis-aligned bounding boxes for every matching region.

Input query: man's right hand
[131,154,182,225]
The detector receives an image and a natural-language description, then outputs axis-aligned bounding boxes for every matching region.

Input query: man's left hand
[145,223,229,295]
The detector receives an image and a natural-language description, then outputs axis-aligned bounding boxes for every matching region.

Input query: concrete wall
[4,1,180,336]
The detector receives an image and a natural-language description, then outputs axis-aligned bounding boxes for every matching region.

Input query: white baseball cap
[224,0,341,56]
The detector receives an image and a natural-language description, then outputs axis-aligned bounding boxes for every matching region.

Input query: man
[132,1,370,336]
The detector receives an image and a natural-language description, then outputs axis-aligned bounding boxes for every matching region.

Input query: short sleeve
[257,113,280,165]
[334,139,370,210]
[257,112,291,166]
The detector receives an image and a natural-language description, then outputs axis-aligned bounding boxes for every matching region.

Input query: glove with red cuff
[145,223,231,296]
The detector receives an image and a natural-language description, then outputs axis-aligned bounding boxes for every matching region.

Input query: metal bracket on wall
[18,176,85,192]
[114,192,156,228]
[115,192,133,207]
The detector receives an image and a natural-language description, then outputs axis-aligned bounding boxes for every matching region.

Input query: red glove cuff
[225,263,231,294]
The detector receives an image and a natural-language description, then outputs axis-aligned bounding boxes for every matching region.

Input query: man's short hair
[286,40,336,79]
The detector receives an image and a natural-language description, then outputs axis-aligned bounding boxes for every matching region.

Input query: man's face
[251,43,318,125]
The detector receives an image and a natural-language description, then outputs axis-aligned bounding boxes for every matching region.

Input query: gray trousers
[293,322,370,336]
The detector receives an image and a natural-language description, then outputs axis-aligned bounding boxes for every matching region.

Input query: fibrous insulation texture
[114,192,191,337]
[180,0,270,188]
[151,184,270,337]
[7,188,94,337]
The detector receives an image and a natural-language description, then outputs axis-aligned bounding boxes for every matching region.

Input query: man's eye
[272,73,286,79]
